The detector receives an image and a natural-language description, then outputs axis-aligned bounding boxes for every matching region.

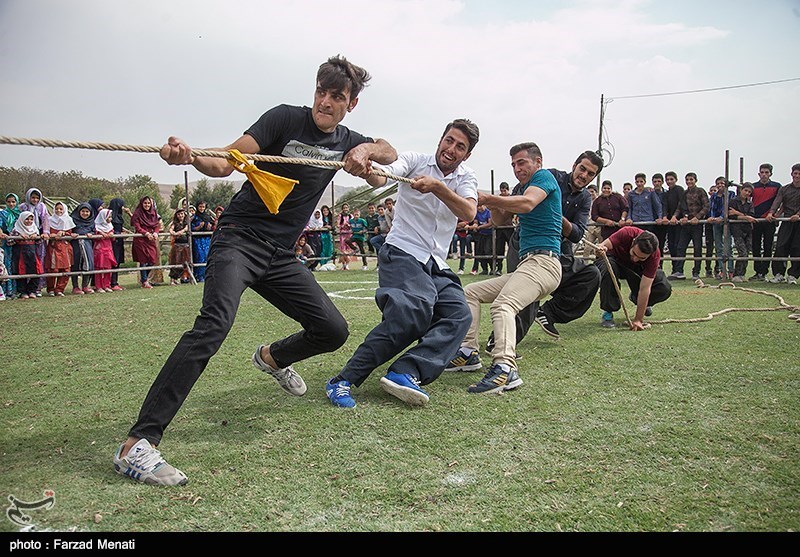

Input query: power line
[608,77,800,100]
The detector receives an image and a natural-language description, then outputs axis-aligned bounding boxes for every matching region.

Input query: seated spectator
[295,235,316,270]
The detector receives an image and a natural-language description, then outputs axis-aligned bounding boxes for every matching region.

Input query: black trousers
[596,256,672,313]
[129,226,349,445]
[771,221,800,279]
[653,224,668,268]
[704,223,715,273]
[752,221,776,275]
[493,227,514,273]
[490,231,600,345]
[667,225,682,274]
[677,224,703,276]
[472,234,492,273]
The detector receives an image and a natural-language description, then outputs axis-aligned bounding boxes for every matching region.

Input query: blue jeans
[713,223,734,274]
[340,244,471,387]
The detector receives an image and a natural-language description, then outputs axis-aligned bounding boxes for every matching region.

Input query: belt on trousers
[524,249,559,259]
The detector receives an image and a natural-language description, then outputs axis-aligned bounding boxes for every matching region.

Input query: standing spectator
[663,171,687,278]
[319,205,334,265]
[0,193,21,299]
[627,173,662,232]
[108,198,131,291]
[595,227,672,329]
[491,182,514,275]
[582,183,603,261]
[750,163,782,281]
[131,195,161,289]
[766,163,800,284]
[168,207,191,285]
[10,211,43,299]
[728,183,757,282]
[45,201,75,297]
[93,208,118,292]
[368,202,392,255]
[19,187,50,296]
[622,182,633,199]
[703,182,718,278]
[191,200,214,282]
[651,173,668,266]
[591,179,628,240]
[453,217,471,275]
[69,202,96,294]
[363,203,379,256]
[336,202,353,270]
[708,177,735,279]
[213,205,225,229]
[675,172,709,280]
[469,203,492,275]
[347,207,369,270]
[305,208,324,262]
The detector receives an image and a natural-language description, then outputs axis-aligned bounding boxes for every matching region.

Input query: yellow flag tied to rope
[226,149,298,214]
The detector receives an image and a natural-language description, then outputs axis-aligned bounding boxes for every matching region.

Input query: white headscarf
[48,202,76,231]
[13,210,39,237]
[307,210,324,229]
[94,208,114,234]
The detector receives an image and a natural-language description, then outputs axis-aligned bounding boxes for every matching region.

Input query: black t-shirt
[217,104,373,249]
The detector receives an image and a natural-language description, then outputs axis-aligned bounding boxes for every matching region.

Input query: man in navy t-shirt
[114,55,397,486]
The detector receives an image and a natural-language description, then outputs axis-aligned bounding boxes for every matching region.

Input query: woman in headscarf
[10,210,43,299]
[168,207,191,286]
[319,205,334,266]
[93,208,118,292]
[190,200,214,282]
[46,201,76,297]
[212,205,225,231]
[19,187,50,295]
[108,198,130,291]
[88,198,104,218]
[131,196,161,288]
[0,193,21,298]
[305,208,324,266]
[70,202,96,294]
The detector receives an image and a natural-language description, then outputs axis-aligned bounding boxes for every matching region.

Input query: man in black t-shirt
[113,55,397,486]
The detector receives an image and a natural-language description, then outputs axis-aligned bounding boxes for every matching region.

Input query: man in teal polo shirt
[447,142,562,394]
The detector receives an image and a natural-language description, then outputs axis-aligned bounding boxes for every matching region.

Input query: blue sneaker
[601,311,616,329]
[467,363,523,394]
[326,379,356,408]
[445,348,483,372]
[379,371,429,406]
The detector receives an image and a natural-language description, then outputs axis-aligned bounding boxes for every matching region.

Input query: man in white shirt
[326,119,480,408]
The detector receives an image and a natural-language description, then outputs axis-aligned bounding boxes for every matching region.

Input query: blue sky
[1,0,798,193]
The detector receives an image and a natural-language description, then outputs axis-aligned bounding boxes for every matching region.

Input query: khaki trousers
[462,253,562,368]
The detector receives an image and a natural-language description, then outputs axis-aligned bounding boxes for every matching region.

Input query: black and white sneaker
[534,309,560,339]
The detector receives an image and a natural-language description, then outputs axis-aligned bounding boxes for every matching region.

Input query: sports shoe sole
[379,377,429,406]
[446,361,483,372]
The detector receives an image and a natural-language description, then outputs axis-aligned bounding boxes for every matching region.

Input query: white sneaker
[457,269,464,275]
[789,276,798,285]
[113,439,188,486]
[770,274,785,284]
[361,265,369,271]
[252,345,307,396]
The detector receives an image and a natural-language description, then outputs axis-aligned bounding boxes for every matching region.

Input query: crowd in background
[3,161,798,301]
[0,187,227,300]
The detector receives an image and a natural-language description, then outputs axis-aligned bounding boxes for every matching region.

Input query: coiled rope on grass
[0,135,414,184]
[583,239,799,328]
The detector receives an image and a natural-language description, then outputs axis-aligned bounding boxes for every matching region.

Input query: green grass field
[1,263,798,532]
